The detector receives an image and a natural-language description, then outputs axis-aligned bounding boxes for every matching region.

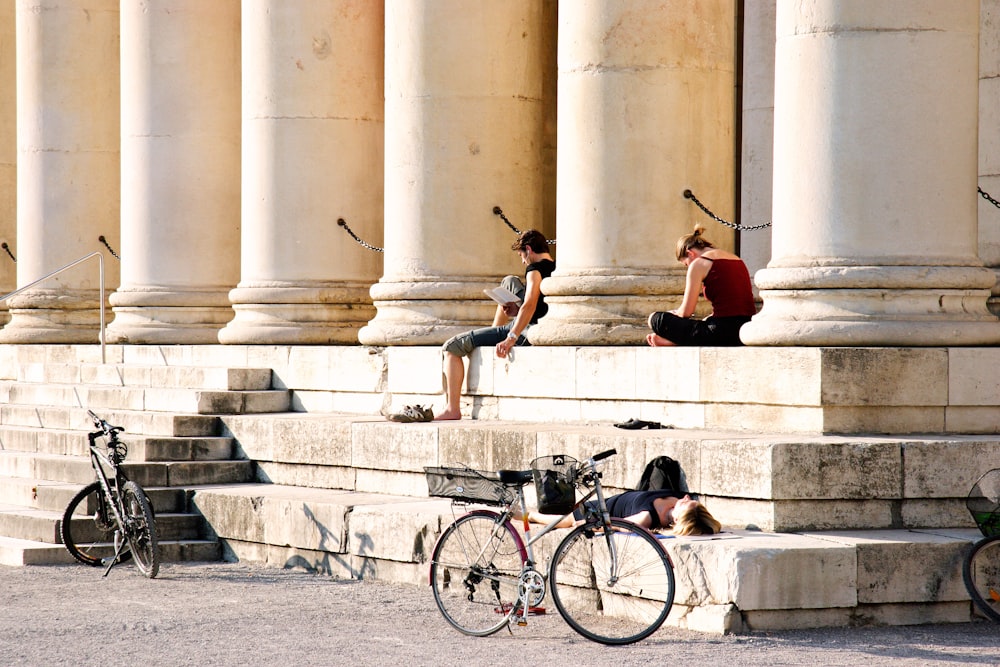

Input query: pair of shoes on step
[387,404,434,423]
[614,418,663,430]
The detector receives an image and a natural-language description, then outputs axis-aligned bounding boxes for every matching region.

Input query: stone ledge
[186,483,984,634]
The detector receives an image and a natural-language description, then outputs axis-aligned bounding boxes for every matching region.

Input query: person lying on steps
[526,489,722,536]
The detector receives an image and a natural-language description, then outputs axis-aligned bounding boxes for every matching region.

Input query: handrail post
[0,251,108,363]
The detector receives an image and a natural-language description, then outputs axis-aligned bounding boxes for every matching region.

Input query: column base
[526,272,690,345]
[0,289,105,344]
[741,265,1000,346]
[106,286,233,345]
[219,283,375,345]
[357,279,500,346]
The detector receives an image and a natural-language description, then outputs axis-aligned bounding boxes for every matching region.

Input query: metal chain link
[337,218,384,252]
[683,190,772,231]
[98,235,120,260]
[981,186,1000,210]
[492,206,556,244]
[1,241,15,262]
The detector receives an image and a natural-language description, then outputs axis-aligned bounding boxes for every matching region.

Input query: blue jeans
[442,275,530,357]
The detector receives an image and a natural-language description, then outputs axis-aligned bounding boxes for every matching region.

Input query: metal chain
[492,206,556,244]
[98,235,120,260]
[337,218,384,252]
[1,241,15,262]
[683,190,772,231]
[981,186,1000,210]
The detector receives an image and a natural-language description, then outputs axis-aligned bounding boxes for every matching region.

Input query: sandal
[387,404,434,423]
[614,418,662,430]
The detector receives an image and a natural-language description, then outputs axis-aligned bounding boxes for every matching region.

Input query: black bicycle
[60,410,160,578]
[962,468,1000,623]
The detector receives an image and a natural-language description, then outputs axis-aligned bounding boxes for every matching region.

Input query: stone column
[741,1,1000,346]
[357,0,557,346]
[981,0,1000,316]
[0,0,120,344]
[219,0,384,345]
[528,0,737,345]
[106,0,241,344]
[0,0,16,321]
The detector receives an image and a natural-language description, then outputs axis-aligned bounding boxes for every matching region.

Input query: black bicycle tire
[549,517,675,645]
[122,481,160,579]
[963,534,1000,623]
[60,481,132,567]
[429,510,527,637]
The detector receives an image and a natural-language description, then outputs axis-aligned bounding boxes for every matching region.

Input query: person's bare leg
[434,353,465,420]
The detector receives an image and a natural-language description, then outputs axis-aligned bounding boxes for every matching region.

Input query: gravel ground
[1,561,998,667]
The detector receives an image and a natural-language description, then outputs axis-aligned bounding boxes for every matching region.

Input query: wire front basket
[531,454,578,515]
[424,466,513,507]
[967,468,1000,537]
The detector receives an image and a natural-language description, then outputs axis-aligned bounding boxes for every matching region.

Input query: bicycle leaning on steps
[425,449,676,645]
[963,468,1000,623]
[60,410,161,578]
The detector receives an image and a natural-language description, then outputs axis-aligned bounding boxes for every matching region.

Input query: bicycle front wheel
[550,518,675,645]
[429,510,527,636]
[122,481,160,579]
[963,534,1000,623]
[61,481,132,567]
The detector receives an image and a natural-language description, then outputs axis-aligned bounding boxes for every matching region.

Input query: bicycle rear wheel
[429,510,527,636]
[61,481,132,567]
[550,518,675,645]
[963,534,1000,623]
[122,481,160,579]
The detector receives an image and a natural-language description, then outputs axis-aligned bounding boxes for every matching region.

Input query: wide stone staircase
[0,356,289,566]
[0,344,997,634]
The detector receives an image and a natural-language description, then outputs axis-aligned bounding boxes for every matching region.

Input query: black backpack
[635,456,686,493]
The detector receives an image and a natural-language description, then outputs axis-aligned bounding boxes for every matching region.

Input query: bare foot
[433,408,462,421]
[646,333,674,347]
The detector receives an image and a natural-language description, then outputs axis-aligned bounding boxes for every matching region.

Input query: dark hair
[675,225,716,261]
[511,229,549,254]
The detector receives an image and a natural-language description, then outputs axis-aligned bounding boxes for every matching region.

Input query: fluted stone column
[358,0,557,346]
[219,0,384,345]
[981,0,1000,316]
[528,0,737,345]
[106,0,240,344]
[1,0,120,344]
[741,1,1000,346]
[0,0,16,319]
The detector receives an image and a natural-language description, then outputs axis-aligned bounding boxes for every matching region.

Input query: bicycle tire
[122,481,160,579]
[963,534,1000,623]
[429,510,527,636]
[549,518,675,645]
[60,481,132,567]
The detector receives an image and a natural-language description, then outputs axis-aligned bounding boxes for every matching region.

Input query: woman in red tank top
[647,225,757,346]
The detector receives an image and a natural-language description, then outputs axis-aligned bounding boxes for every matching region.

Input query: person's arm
[618,511,654,528]
[670,258,711,318]
[495,268,542,358]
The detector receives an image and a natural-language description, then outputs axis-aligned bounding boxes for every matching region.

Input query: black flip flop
[614,418,662,430]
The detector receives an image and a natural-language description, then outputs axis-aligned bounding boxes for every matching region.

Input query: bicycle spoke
[430,512,526,636]
[550,518,675,645]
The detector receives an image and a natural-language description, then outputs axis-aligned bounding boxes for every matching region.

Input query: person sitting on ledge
[527,490,722,536]
[434,229,555,421]
[646,224,756,347]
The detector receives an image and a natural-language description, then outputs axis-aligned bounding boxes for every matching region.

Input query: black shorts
[649,312,751,346]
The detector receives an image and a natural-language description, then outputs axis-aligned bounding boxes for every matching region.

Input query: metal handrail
[0,251,106,363]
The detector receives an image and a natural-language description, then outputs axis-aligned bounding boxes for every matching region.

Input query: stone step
[0,450,255,487]
[16,362,273,391]
[0,503,207,543]
[0,404,221,437]
[0,534,222,566]
[0,425,235,461]
[187,482,987,634]
[0,381,291,415]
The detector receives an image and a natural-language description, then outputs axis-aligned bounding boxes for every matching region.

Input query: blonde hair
[672,502,722,536]
[675,225,716,262]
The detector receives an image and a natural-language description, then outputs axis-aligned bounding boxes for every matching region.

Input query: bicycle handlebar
[591,449,617,462]
[87,409,124,439]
